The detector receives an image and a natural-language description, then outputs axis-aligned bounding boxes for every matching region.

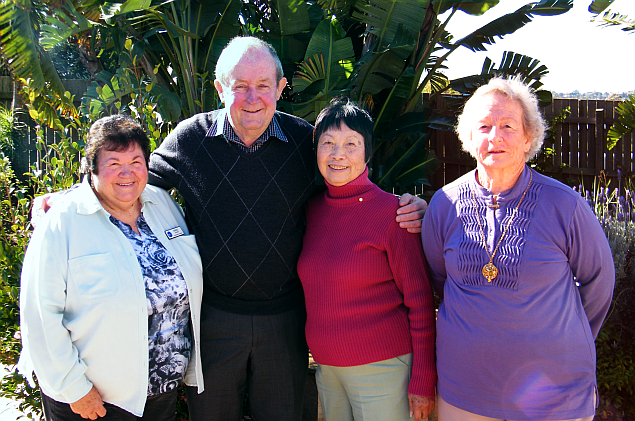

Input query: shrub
[576,174,635,418]
[0,153,41,419]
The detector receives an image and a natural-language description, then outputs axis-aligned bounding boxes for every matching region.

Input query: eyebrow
[233,78,273,84]
[103,154,145,163]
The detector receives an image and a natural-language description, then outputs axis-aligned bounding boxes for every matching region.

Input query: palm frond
[454,0,573,52]
[608,95,635,150]
[595,10,635,32]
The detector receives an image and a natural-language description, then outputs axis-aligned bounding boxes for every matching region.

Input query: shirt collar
[206,108,288,144]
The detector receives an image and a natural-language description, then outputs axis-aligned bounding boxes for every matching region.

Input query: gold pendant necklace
[471,171,532,282]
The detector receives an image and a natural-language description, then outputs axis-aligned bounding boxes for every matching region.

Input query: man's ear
[214,80,225,103]
[276,77,287,100]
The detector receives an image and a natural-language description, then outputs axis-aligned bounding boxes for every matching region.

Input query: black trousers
[186,303,309,421]
[41,388,178,421]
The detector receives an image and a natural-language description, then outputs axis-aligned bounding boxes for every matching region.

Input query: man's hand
[397,193,428,233]
[409,394,435,421]
[31,193,56,228]
[70,386,107,420]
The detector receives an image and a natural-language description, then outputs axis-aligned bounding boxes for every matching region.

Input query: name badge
[165,227,184,239]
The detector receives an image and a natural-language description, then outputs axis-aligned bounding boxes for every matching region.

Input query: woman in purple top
[422,76,614,421]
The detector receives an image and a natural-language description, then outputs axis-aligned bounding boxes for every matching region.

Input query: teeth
[118,182,134,186]
[330,165,346,170]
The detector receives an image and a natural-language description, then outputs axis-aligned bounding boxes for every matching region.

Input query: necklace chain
[471,170,532,282]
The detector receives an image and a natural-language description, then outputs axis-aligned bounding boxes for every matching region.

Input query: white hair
[215,36,284,87]
[455,75,547,162]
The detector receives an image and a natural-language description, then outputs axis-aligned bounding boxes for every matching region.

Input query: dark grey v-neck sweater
[149,110,315,315]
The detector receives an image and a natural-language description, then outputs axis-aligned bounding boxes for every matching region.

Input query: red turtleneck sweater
[297,169,436,397]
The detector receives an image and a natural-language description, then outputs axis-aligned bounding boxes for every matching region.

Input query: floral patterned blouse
[110,213,192,396]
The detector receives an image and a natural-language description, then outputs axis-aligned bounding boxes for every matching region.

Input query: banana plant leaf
[375,133,439,189]
[101,0,151,18]
[275,0,310,36]
[378,111,455,142]
[350,49,408,100]
[297,17,354,90]
[40,0,92,48]
[0,0,67,95]
[452,0,573,52]
[352,0,429,50]
[289,17,354,120]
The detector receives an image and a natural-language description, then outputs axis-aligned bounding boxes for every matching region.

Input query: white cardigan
[19,179,204,416]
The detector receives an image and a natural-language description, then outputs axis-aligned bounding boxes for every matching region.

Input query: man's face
[214,48,287,145]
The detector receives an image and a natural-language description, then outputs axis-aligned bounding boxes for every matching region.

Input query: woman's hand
[408,394,435,421]
[397,194,428,233]
[70,386,107,420]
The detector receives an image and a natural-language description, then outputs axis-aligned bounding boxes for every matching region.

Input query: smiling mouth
[329,165,347,170]
[117,182,135,186]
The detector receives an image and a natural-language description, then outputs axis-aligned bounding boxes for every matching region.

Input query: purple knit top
[422,166,614,420]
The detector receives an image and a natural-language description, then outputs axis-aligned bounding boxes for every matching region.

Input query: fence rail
[430,96,635,192]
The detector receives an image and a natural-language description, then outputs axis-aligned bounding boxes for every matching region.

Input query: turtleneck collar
[324,167,379,207]
[470,165,533,206]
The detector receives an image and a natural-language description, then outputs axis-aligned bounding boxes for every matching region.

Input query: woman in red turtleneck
[297,98,436,421]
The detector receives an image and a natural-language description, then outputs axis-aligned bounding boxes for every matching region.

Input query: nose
[246,86,258,102]
[120,164,133,176]
[488,125,502,142]
[331,144,345,159]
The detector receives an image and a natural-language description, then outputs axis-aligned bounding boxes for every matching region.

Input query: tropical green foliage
[0,108,41,419]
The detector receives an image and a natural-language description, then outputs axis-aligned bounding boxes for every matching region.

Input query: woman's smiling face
[91,144,148,212]
[316,123,367,187]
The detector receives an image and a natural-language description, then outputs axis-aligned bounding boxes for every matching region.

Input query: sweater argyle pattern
[148,110,315,315]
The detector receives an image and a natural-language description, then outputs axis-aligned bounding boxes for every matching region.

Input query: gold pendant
[482,262,498,282]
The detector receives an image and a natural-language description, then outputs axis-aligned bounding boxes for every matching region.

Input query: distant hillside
[552,91,635,100]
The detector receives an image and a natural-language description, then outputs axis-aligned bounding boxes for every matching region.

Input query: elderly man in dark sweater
[148,37,427,421]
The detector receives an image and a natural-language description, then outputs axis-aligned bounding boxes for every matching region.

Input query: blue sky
[442,0,635,93]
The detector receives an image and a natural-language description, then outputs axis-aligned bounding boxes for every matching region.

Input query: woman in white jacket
[19,115,204,421]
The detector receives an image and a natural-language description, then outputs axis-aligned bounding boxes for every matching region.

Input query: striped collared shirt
[206,109,288,153]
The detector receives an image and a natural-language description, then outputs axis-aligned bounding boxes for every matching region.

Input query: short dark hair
[313,97,374,162]
[82,115,150,175]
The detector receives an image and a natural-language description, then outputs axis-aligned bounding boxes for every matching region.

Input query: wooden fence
[430,95,635,192]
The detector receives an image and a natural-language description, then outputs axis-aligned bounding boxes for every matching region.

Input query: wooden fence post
[595,108,605,177]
